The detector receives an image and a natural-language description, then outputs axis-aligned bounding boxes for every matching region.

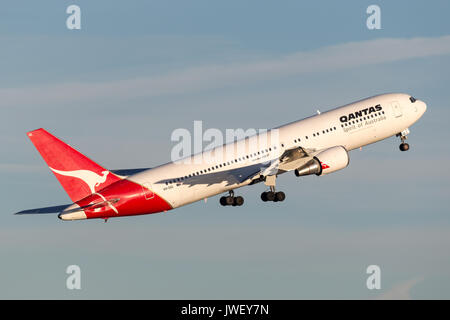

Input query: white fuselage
[127,93,426,208]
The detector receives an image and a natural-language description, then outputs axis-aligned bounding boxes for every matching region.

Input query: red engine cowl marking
[320,162,330,169]
[76,179,172,219]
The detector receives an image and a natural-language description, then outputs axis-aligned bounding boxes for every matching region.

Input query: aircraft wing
[277,146,321,173]
[152,146,326,189]
[154,163,264,188]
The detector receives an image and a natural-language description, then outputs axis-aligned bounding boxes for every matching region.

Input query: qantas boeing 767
[15,93,426,221]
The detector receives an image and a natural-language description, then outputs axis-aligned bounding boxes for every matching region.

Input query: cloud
[376,277,424,300]
[1,35,450,108]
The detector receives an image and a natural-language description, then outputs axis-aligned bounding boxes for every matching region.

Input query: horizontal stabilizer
[15,204,72,215]
[110,168,150,176]
[63,198,120,214]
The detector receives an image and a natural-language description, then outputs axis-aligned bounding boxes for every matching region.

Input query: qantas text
[339,104,382,123]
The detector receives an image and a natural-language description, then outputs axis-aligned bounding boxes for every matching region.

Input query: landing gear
[399,143,409,152]
[397,128,410,152]
[233,196,244,206]
[261,191,273,202]
[261,186,286,202]
[260,175,286,203]
[219,196,228,206]
[275,191,286,202]
[220,190,244,207]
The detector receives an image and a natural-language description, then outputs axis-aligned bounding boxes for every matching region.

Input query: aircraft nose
[417,100,427,116]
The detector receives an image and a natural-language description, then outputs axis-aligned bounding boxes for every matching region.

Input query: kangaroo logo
[50,168,110,194]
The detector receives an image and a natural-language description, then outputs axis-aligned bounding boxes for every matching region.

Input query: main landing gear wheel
[233,196,244,206]
[275,191,286,202]
[220,191,244,207]
[261,190,285,202]
[261,175,285,202]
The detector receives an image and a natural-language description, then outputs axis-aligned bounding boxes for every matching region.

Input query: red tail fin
[27,128,121,202]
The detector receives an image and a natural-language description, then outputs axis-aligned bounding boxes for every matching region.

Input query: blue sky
[1,1,450,299]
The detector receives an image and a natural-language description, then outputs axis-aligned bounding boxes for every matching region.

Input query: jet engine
[294,146,349,177]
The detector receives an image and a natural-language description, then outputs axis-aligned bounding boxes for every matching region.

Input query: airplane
[15,93,426,221]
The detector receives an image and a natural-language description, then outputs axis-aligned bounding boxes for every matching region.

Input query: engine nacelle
[294,146,349,177]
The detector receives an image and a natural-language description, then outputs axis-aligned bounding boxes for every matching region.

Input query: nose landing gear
[397,128,410,152]
[399,142,409,152]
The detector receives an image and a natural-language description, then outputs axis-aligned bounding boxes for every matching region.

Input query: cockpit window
[410,96,416,103]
